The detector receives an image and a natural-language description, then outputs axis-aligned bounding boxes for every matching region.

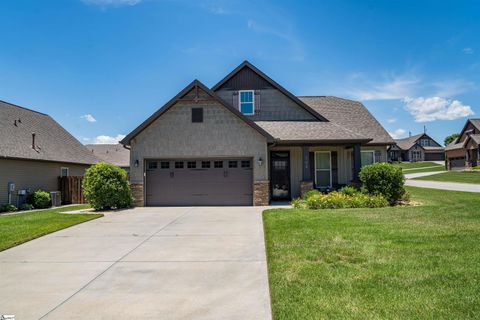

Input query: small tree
[359,163,405,205]
[26,190,51,209]
[444,133,460,146]
[83,162,133,210]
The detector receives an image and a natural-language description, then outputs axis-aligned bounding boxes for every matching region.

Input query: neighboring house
[388,133,445,162]
[445,119,480,170]
[0,100,99,206]
[86,144,130,172]
[121,61,394,206]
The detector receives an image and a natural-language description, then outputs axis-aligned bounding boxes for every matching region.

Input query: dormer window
[239,90,255,115]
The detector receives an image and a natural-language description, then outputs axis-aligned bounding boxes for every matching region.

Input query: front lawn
[414,171,480,184]
[0,205,102,251]
[402,166,446,175]
[393,161,444,170]
[263,187,480,319]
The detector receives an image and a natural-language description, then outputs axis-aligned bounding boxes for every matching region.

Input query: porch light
[134,159,139,167]
[257,157,263,166]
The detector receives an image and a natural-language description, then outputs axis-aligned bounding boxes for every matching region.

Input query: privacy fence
[58,176,86,204]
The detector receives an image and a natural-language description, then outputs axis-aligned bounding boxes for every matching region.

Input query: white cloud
[403,96,474,122]
[463,47,474,54]
[93,134,126,144]
[80,114,97,123]
[387,117,397,123]
[81,0,142,7]
[388,128,407,139]
[432,79,476,97]
[348,75,420,100]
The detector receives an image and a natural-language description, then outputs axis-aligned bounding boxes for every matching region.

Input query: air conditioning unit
[50,191,62,207]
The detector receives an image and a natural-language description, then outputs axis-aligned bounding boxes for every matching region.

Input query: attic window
[192,107,203,123]
[239,90,254,115]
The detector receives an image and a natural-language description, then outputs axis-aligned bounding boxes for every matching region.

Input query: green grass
[263,187,480,319]
[392,161,444,170]
[414,171,480,184]
[0,205,102,251]
[401,166,446,175]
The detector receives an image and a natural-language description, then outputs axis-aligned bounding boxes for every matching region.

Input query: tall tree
[444,133,460,146]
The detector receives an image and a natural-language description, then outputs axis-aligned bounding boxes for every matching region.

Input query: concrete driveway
[0,207,272,319]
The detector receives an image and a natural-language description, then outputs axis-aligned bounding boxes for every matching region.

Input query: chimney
[409,131,411,138]
[32,133,36,149]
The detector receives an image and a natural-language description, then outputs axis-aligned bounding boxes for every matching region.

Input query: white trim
[238,90,255,115]
[314,151,332,188]
[60,167,69,177]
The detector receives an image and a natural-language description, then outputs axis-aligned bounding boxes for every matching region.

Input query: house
[388,133,445,162]
[86,144,130,172]
[0,100,99,206]
[445,119,480,170]
[121,61,394,206]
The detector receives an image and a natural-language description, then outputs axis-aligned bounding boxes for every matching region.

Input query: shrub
[83,162,133,210]
[297,191,388,210]
[359,163,405,204]
[291,198,306,209]
[20,203,34,211]
[303,189,321,200]
[339,185,359,196]
[26,190,51,209]
[473,166,480,171]
[0,204,17,212]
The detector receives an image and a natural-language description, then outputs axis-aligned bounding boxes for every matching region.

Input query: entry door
[270,152,290,200]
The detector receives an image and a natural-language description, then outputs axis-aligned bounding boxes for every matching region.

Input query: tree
[444,133,460,146]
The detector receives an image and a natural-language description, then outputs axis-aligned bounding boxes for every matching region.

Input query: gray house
[86,144,130,172]
[388,133,445,162]
[121,61,394,206]
[0,100,99,206]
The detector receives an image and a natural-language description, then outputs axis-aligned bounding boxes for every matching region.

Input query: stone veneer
[131,183,144,207]
[300,180,314,198]
[253,181,270,206]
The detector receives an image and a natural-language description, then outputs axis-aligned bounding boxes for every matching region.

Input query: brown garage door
[449,157,465,170]
[145,159,253,206]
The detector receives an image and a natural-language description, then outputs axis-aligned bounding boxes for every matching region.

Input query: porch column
[353,143,361,183]
[300,145,314,197]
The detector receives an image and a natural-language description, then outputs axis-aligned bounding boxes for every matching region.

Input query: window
[361,151,375,166]
[315,152,331,188]
[214,160,223,168]
[419,139,430,146]
[187,161,196,169]
[160,161,170,169]
[228,160,238,168]
[192,107,203,123]
[148,162,158,169]
[175,161,184,169]
[241,160,251,168]
[239,90,254,115]
[60,167,69,177]
[201,161,211,168]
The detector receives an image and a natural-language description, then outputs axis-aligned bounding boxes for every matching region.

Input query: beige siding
[130,100,268,185]
[0,159,89,205]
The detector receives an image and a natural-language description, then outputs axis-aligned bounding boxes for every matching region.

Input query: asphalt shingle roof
[86,144,130,167]
[0,100,99,164]
[254,121,370,143]
[469,134,480,145]
[297,96,395,145]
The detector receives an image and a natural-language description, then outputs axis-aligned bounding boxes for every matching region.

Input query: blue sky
[1,0,479,145]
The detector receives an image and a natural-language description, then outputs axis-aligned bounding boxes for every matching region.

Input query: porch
[268,144,387,201]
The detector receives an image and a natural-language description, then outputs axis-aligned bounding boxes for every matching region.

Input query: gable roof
[0,100,99,165]
[298,96,395,145]
[394,133,424,150]
[458,118,480,140]
[120,80,274,145]
[212,61,328,122]
[86,144,130,168]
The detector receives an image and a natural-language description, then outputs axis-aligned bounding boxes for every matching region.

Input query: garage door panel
[146,159,253,206]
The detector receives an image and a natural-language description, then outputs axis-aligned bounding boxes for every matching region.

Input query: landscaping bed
[414,171,480,184]
[0,204,102,251]
[263,187,480,319]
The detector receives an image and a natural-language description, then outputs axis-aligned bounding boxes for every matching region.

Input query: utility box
[50,191,62,207]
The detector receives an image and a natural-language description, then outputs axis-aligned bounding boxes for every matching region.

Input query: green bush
[0,204,18,212]
[473,166,480,171]
[295,191,388,210]
[26,190,51,209]
[303,189,321,200]
[19,203,34,211]
[359,163,405,204]
[339,185,359,196]
[83,162,133,210]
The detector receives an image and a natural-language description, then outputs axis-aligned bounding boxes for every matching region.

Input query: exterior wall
[446,148,466,158]
[269,145,387,199]
[0,158,89,205]
[216,88,316,121]
[129,100,268,205]
[459,122,479,143]
[408,146,425,162]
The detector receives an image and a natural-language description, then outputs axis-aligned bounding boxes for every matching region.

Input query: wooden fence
[58,176,86,204]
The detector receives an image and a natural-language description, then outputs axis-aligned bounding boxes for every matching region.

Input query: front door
[270,151,290,200]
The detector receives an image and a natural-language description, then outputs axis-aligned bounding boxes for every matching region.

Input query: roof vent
[32,133,36,149]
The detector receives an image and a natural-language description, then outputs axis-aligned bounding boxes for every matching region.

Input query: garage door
[449,157,465,170]
[145,159,253,206]
[425,152,445,161]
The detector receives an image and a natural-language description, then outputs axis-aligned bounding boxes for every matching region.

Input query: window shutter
[232,91,239,110]
[309,152,315,188]
[254,90,261,114]
[331,151,338,187]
